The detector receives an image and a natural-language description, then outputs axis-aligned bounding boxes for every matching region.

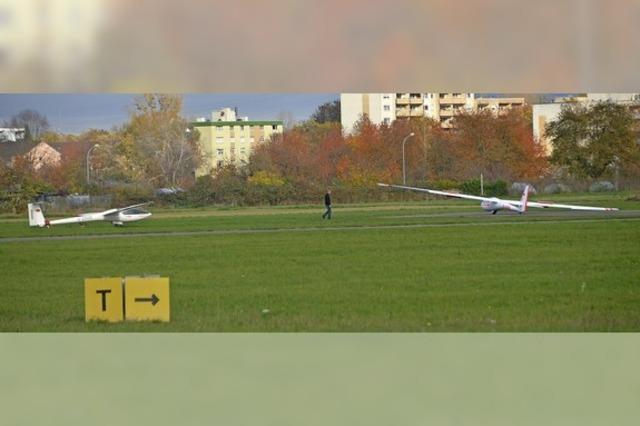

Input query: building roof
[0,141,36,163]
[192,120,283,127]
[0,141,60,165]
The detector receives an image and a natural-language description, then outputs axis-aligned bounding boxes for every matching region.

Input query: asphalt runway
[1,210,639,244]
[383,209,640,219]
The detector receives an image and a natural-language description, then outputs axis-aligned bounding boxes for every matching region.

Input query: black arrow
[134,294,160,306]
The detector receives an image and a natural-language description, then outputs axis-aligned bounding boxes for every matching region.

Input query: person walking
[322,189,332,219]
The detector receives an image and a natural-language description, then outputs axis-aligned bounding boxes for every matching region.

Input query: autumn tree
[450,107,547,181]
[124,94,201,187]
[0,156,53,213]
[339,117,398,186]
[546,101,640,179]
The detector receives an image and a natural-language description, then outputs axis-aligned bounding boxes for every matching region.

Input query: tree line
[1,96,639,212]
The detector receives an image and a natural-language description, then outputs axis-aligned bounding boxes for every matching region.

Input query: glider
[28,202,152,227]
[378,183,619,214]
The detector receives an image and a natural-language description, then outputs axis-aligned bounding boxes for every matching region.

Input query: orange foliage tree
[449,107,548,181]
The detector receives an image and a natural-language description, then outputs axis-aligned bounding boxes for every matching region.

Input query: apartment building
[341,93,525,132]
[0,128,26,143]
[192,108,283,176]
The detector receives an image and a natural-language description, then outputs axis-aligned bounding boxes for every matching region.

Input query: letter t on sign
[85,278,124,322]
[96,289,112,311]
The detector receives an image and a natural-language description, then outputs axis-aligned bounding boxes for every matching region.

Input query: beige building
[533,93,640,153]
[26,141,61,170]
[192,108,283,176]
[341,93,525,132]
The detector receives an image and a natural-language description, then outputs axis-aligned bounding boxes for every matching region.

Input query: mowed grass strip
[1,191,637,239]
[0,219,638,331]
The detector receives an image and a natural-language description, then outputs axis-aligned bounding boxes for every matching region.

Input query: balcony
[409,96,424,105]
[396,108,410,117]
[396,97,410,105]
[439,96,467,104]
[409,104,424,116]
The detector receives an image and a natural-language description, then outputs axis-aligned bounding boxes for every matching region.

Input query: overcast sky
[0,94,339,134]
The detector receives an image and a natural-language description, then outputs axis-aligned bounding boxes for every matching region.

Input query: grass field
[1,192,639,331]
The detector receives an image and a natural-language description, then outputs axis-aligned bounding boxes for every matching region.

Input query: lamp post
[402,132,415,185]
[86,144,100,185]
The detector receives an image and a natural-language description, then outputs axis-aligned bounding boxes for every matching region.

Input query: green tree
[310,100,341,124]
[547,101,639,179]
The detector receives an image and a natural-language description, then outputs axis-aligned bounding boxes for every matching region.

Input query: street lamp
[402,132,415,185]
[86,144,100,185]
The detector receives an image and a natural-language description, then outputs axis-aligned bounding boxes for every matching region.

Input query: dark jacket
[324,193,331,206]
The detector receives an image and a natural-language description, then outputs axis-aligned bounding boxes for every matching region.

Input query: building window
[383,105,390,111]
[216,136,224,142]
[272,125,277,130]
[217,149,224,156]
[383,94,390,99]
[217,160,224,167]
[383,118,391,125]
[217,126,224,133]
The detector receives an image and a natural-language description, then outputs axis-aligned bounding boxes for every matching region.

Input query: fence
[36,194,113,212]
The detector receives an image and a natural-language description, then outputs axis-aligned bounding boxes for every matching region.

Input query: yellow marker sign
[84,277,124,322]
[124,276,170,322]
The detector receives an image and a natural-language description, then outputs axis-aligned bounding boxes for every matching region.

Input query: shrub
[589,181,615,192]
[460,179,508,197]
[543,183,571,194]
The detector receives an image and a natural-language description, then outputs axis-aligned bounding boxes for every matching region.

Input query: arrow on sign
[135,294,160,306]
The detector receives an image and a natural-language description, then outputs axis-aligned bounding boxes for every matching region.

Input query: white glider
[378,183,619,214]
[28,202,152,227]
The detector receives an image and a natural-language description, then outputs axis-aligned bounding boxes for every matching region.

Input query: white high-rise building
[341,93,525,133]
[341,93,396,133]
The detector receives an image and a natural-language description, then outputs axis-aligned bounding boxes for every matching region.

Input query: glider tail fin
[518,185,530,213]
[28,203,47,227]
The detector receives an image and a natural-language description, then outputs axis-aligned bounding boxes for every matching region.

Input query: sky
[0,94,339,134]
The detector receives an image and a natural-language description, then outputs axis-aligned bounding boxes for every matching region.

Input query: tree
[310,100,341,124]
[547,101,639,179]
[450,107,547,181]
[0,156,53,213]
[4,109,50,141]
[125,94,201,187]
[339,116,399,186]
